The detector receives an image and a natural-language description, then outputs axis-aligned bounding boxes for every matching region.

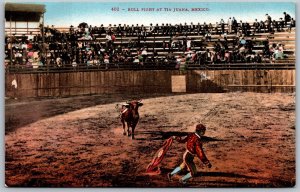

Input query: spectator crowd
[5,12,296,70]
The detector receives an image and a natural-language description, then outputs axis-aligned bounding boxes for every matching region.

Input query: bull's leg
[131,124,136,139]
[131,127,135,139]
[121,119,126,135]
[127,122,131,136]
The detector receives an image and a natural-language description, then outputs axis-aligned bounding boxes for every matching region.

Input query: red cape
[146,137,174,174]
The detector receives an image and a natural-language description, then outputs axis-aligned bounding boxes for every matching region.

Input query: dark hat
[196,124,206,132]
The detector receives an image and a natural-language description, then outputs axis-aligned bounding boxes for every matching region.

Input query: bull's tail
[115,103,120,110]
[115,104,123,119]
[115,103,124,112]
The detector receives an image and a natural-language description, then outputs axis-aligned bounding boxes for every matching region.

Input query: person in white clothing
[228,17,232,33]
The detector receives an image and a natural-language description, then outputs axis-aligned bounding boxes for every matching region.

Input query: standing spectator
[232,17,238,33]
[259,20,265,33]
[253,19,259,33]
[220,19,225,34]
[141,26,148,40]
[214,22,219,34]
[99,24,105,34]
[116,24,122,36]
[190,22,195,33]
[122,24,128,36]
[227,17,232,33]
[283,12,291,27]
[129,24,134,36]
[238,20,243,33]
[265,14,272,32]
[196,22,202,35]
[149,23,155,35]
[208,23,213,32]
[203,22,208,33]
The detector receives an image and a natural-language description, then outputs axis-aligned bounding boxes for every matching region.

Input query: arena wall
[5,70,295,98]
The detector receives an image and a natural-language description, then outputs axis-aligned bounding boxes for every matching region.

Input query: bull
[118,100,143,139]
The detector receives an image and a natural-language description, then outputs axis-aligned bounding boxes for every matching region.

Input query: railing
[5,61,295,74]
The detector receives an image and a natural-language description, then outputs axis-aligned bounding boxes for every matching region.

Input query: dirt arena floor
[5,92,295,187]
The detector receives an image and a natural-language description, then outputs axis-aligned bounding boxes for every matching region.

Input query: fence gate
[171,75,186,92]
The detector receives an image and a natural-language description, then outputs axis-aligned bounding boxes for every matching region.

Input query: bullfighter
[168,124,212,184]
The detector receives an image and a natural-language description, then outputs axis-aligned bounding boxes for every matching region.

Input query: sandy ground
[5,92,295,187]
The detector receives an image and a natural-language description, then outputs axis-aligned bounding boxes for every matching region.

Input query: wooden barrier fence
[5,69,295,98]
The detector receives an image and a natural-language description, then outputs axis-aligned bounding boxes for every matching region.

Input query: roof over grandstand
[5,3,46,22]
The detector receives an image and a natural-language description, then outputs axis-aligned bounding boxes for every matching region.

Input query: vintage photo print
[4,0,296,188]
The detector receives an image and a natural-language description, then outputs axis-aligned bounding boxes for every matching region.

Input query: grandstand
[4,3,296,97]
[4,3,295,72]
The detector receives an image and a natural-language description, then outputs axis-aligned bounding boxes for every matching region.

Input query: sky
[4,1,296,27]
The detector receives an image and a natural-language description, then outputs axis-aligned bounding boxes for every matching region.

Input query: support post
[10,16,12,70]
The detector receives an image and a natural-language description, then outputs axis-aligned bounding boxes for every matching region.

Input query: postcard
[4,1,296,188]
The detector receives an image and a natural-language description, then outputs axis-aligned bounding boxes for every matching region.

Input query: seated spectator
[186,51,192,62]
[106,33,112,42]
[273,44,285,60]
[72,58,77,68]
[239,45,246,54]
[78,32,93,40]
[289,18,295,31]
[45,30,53,41]
[27,32,35,41]
[14,51,23,65]
[239,37,246,46]
[133,56,140,66]
[279,18,284,31]
[141,48,148,62]
[26,58,33,68]
[104,53,110,69]
[269,43,276,59]
[205,49,214,64]
[224,50,231,63]
[205,31,211,41]
[179,54,186,71]
[253,53,262,63]
[186,37,192,51]
[56,56,62,67]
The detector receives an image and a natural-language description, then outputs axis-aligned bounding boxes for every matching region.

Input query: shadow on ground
[137,131,222,142]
